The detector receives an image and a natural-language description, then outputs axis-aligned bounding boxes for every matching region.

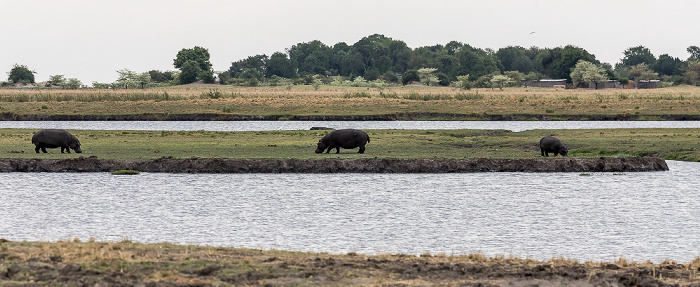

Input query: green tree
[48,75,66,87]
[627,63,659,81]
[65,78,82,89]
[490,75,513,90]
[288,40,331,75]
[683,60,700,85]
[570,60,609,89]
[265,52,295,78]
[7,64,36,84]
[553,45,597,82]
[173,46,212,71]
[417,68,438,86]
[436,72,450,86]
[618,45,656,69]
[653,54,683,76]
[178,60,201,84]
[453,45,500,81]
[455,74,472,90]
[496,46,535,74]
[149,70,174,83]
[686,46,700,61]
[503,71,525,86]
[199,70,215,84]
[401,70,420,85]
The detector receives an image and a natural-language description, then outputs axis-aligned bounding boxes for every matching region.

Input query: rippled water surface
[2,120,700,132]
[1,161,699,263]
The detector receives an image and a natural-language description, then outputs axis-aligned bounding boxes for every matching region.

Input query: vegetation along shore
[1,85,700,120]
[1,239,699,286]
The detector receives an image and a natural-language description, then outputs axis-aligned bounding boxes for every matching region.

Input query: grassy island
[1,128,699,162]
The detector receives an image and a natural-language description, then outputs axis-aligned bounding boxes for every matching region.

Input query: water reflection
[1,161,698,263]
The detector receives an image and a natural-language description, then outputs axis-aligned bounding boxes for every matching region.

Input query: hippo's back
[32,129,73,145]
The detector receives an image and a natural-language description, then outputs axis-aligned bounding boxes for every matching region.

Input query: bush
[380,71,399,83]
[363,69,380,81]
[401,70,420,85]
[436,72,450,86]
[7,64,36,84]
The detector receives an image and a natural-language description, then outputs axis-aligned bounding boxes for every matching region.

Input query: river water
[2,120,700,132]
[1,160,698,263]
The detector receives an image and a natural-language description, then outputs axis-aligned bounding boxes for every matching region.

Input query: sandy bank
[0,156,668,173]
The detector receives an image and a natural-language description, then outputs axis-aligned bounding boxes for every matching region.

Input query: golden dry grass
[1,85,700,117]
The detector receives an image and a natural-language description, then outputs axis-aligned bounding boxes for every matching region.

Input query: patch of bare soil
[0,156,668,173]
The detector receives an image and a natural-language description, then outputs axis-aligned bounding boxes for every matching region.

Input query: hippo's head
[559,147,568,157]
[315,140,328,154]
[70,140,82,153]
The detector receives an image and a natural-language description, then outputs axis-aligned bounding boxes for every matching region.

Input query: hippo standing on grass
[32,129,82,154]
[315,129,370,154]
[540,136,568,157]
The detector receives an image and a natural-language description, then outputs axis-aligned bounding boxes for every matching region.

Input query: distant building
[637,80,661,89]
[522,79,567,88]
[587,80,619,89]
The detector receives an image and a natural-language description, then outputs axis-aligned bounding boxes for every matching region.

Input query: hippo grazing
[32,129,82,154]
[315,129,370,154]
[539,136,568,157]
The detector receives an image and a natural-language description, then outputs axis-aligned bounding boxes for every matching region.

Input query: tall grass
[0,92,185,102]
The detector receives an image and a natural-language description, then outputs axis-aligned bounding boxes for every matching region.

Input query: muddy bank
[1,240,698,286]
[0,156,668,173]
[3,112,700,121]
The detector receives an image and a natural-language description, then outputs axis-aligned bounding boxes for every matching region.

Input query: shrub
[436,72,450,86]
[401,70,420,85]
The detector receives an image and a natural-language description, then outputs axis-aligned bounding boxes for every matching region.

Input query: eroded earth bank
[0,156,668,173]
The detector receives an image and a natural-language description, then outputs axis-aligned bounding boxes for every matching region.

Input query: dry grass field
[1,85,700,118]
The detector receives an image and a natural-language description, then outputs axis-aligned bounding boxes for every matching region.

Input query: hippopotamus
[315,129,370,154]
[31,129,82,154]
[539,136,568,157]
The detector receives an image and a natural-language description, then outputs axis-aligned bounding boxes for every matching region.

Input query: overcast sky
[3,0,699,84]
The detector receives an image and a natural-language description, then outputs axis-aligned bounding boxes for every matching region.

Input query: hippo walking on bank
[32,129,82,154]
[315,129,370,154]
[539,136,568,157]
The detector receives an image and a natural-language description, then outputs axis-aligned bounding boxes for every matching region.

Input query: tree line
[5,34,700,89]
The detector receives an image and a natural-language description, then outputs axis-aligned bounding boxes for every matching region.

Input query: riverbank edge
[2,112,700,121]
[0,156,669,173]
[1,240,697,286]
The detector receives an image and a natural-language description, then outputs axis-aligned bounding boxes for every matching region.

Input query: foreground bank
[0,156,669,173]
[0,240,698,286]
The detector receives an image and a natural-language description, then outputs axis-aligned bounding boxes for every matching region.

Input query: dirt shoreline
[1,240,698,286]
[2,112,700,121]
[0,156,668,173]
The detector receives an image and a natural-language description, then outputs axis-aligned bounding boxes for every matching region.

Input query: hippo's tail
[367,135,370,143]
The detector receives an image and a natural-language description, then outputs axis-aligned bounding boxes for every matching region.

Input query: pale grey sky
[2,0,699,84]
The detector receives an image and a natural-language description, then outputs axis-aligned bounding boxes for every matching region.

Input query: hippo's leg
[65,147,71,153]
[41,147,48,153]
[335,147,340,154]
[358,145,365,153]
[541,149,545,157]
[35,146,40,153]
